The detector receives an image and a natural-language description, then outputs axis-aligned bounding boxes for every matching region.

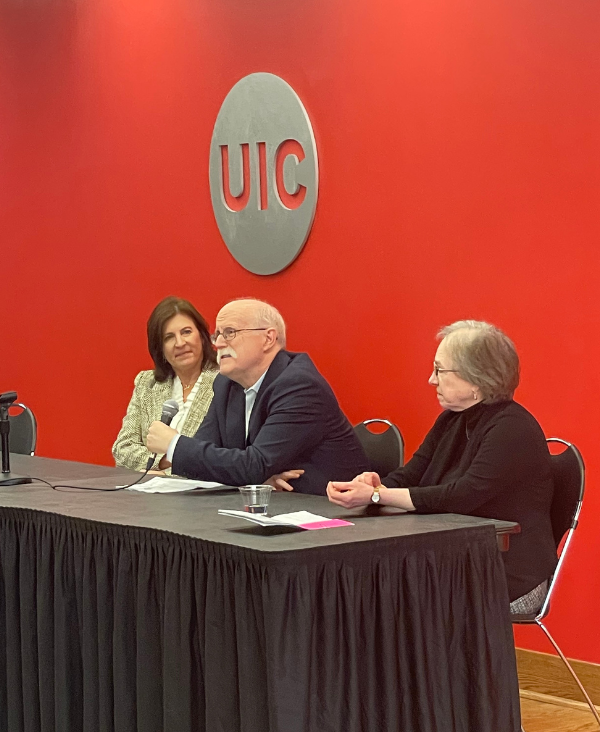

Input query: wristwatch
[371,484,381,503]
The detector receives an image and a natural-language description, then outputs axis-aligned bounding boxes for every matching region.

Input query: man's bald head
[213,299,286,388]
[222,299,286,348]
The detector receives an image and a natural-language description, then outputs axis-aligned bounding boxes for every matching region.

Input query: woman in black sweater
[327,320,557,610]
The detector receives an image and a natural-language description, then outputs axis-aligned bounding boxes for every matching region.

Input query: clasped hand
[327,471,382,508]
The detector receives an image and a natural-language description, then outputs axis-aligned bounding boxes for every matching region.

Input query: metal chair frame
[353,418,404,474]
[516,437,599,729]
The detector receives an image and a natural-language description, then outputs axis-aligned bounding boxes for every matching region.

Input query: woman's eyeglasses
[433,364,459,378]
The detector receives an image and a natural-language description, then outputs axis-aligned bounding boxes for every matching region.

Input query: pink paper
[298,519,354,530]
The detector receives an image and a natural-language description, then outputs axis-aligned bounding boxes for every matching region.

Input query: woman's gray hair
[235,298,287,348]
[437,320,519,403]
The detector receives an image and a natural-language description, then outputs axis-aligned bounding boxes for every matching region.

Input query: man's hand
[146,421,177,455]
[327,480,375,508]
[265,469,305,491]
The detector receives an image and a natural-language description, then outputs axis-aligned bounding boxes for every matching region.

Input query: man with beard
[147,298,368,494]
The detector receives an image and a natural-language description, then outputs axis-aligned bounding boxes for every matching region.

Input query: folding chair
[353,419,404,476]
[3,403,37,456]
[513,437,600,729]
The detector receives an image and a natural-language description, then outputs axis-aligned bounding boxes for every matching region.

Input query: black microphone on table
[145,399,180,472]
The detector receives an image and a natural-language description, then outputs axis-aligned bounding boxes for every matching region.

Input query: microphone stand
[0,394,33,487]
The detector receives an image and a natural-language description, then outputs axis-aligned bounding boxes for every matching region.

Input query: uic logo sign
[209,73,319,275]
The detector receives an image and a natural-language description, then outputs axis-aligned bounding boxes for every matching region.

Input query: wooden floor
[521,696,600,732]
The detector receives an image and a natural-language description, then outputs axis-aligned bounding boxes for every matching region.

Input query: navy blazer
[171,350,368,494]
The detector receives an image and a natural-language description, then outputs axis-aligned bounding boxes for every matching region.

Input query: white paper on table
[218,509,354,530]
[125,477,224,493]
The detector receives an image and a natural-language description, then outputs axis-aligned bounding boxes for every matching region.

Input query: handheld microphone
[145,399,180,471]
[160,399,179,427]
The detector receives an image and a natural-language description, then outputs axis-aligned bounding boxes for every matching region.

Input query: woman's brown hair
[147,297,217,382]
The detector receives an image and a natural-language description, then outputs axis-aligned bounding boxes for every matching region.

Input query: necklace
[182,377,199,390]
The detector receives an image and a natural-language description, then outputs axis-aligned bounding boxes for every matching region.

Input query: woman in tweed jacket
[113,297,218,472]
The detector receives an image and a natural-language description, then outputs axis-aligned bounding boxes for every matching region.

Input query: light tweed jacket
[112,367,218,472]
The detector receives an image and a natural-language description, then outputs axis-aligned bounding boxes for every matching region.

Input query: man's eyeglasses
[433,364,459,378]
[211,328,267,344]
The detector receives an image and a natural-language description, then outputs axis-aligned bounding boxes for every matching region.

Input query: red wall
[1,0,599,662]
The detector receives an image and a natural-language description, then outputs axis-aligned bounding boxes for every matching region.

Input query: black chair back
[1,404,37,456]
[547,438,584,548]
[353,419,404,476]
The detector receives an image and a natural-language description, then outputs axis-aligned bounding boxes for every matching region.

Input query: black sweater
[382,400,557,601]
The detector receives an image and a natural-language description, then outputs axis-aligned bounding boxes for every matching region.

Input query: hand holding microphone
[145,399,180,471]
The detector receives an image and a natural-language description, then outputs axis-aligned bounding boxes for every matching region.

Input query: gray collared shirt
[244,371,267,438]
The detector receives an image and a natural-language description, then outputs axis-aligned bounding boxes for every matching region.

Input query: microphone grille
[160,399,180,425]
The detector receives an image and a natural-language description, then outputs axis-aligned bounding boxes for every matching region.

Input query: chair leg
[537,619,600,727]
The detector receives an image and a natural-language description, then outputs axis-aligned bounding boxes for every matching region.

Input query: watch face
[371,491,380,503]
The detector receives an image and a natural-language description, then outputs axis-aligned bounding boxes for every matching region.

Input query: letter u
[220,143,251,212]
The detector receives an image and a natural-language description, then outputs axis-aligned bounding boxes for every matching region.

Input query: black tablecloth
[0,456,521,732]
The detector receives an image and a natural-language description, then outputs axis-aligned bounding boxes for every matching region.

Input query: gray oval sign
[209,73,319,275]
